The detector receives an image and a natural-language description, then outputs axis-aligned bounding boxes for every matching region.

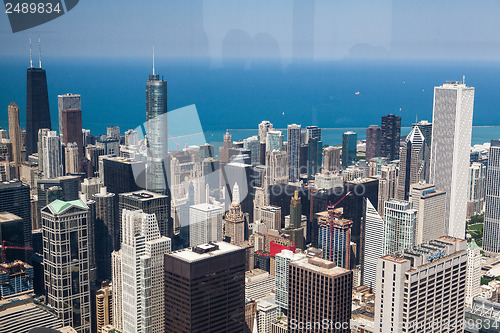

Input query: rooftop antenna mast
[463,75,465,85]
[152,44,155,75]
[38,36,42,68]
[29,38,33,68]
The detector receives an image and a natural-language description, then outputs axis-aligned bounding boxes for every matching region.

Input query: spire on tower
[153,44,155,75]
[29,38,33,68]
[38,36,42,68]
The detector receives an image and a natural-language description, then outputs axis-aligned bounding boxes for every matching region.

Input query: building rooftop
[0,212,22,223]
[47,199,87,215]
[0,180,25,189]
[120,191,167,200]
[290,257,350,277]
[168,241,242,263]
[190,203,222,212]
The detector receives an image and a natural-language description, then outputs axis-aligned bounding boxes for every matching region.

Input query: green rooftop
[468,239,480,251]
[49,199,87,214]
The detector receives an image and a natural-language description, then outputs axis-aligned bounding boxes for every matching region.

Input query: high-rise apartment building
[102,157,146,194]
[342,131,357,169]
[65,143,79,174]
[288,257,352,333]
[61,108,84,158]
[380,114,401,161]
[189,203,223,247]
[410,184,446,245]
[39,130,63,179]
[287,124,301,182]
[322,146,341,172]
[93,187,118,281]
[41,199,91,332]
[164,242,246,333]
[375,236,467,333]
[468,162,486,217]
[106,126,120,140]
[363,198,384,290]
[366,124,381,160]
[318,211,353,269]
[58,93,81,139]
[146,70,169,195]
[259,120,274,143]
[96,281,113,332]
[397,126,429,200]
[118,190,171,241]
[26,63,51,155]
[111,251,122,331]
[0,180,31,250]
[266,130,283,152]
[483,139,500,252]
[430,82,474,239]
[265,150,288,187]
[243,135,261,166]
[116,209,171,333]
[383,199,417,255]
[8,101,22,178]
[275,249,306,315]
[377,164,397,216]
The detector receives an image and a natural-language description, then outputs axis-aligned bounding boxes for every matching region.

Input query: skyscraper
[322,146,341,172]
[224,188,246,245]
[288,257,352,333]
[396,126,429,200]
[189,203,223,247]
[466,239,481,307]
[145,68,169,195]
[243,135,260,166]
[306,137,322,179]
[8,101,22,178]
[380,114,401,161]
[266,130,284,152]
[65,143,79,174]
[413,119,432,148]
[259,120,274,143]
[377,164,397,216]
[95,281,113,332]
[275,249,307,315]
[365,124,381,160]
[317,209,353,269]
[39,129,63,179]
[430,82,474,239]
[164,242,246,333]
[410,184,446,245]
[116,209,171,333]
[468,162,487,217]
[375,236,467,333]
[342,131,357,169]
[219,129,232,165]
[58,93,81,139]
[482,139,500,253]
[0,180,31,250]
[93,187,118,281]
[383,199,417,255]
[287,124,301,182]
[26,45,51,156]
[41,199,91,332]
[362,198,384,290]
[61,108,84,158]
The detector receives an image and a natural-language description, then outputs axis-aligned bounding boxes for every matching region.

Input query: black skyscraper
[380,114,401,161]
[26,66,51,155]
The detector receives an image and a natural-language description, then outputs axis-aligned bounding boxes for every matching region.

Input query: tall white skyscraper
[383,199,417,255]
[430,81,474,239]
[377,164,397,217]
[115,209,171,333]
[363,198,384,290]
[39,129,63,179]
[287,124,301,182]
[275,249,307,315]
[111,250,123,331]
[41,199,91,332]
[410,184,446,245]
[466,239,481,307]
[375,236,467,333]
[189,203,223,247]
[483,139,500,252]
[258,120,273,143]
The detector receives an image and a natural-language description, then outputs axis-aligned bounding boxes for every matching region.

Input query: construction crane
[327,191,352,263]
[1,240,33,263]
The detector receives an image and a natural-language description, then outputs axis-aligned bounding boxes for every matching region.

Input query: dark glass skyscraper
[145,72,169,194]
[26,67,51,155]
[342,131,357,168]
[381,114,401,161]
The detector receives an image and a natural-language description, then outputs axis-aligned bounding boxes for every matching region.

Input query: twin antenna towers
[29,37,42,68]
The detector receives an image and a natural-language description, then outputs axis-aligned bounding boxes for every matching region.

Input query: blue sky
[1,0,500,61]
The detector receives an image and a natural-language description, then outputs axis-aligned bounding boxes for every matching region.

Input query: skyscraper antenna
[152,44,155,75]
[38,36,42,68]
[29,38,33,68]
[463,75,465,85]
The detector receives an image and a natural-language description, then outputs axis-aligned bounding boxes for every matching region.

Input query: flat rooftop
[0,212,22,222]
[290,257,350,277]
[168,241,242,263]
[120,191,167,200]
